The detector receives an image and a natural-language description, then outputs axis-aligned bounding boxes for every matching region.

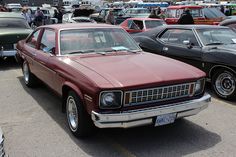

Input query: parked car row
[0,12,32,59]
[133,25,236,99]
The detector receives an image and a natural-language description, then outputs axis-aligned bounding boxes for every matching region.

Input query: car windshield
[145,20,165,29]
[60,28,141,55]
[196,28,236,45]
[0,18,30,28]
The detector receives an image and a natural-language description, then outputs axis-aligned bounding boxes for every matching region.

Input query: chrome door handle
[163,47,168,51]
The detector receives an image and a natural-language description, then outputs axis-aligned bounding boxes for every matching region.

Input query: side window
[127,20,133,28]
[26,30,40,48]
[130,20,144,30]
[40,29,55,53]
[159,29,199,46]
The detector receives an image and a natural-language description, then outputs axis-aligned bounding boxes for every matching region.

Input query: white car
[63,9,96,23]
[0,128,5,157]
[6,3,22,12]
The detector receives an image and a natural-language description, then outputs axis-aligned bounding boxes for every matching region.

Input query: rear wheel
[212,69,236,100]
[66,91,94,138]
[22,61,37,87]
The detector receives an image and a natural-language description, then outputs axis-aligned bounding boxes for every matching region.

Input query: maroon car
[16,23,211,137]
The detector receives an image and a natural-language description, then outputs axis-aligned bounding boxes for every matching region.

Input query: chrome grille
[124,82,195,106]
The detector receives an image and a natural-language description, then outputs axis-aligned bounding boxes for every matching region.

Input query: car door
[33,28,56,89]
[158,28,203,70]
[23,29,42,74]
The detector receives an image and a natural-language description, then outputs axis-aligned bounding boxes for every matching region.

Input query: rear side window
[129,20,144,30]
[159,29,199,46]
[27,30,40,48]
[40,29,55,52]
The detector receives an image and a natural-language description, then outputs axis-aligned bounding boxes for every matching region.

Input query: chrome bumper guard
[0,50,17,57]
[91,94,211,128]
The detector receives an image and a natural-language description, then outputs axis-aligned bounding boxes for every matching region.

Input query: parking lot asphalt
[0,59,236,157]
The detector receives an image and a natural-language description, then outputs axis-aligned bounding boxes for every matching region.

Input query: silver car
[0,128,5,157]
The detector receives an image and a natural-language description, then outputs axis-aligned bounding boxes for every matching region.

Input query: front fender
[63,81,83,100]
[133,36,162,53]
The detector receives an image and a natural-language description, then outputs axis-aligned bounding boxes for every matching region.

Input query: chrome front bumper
[0,50,16,57]
[91,94,211,128]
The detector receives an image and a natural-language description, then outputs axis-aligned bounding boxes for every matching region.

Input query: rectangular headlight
[99,91,123,109]
[195,78,205,95]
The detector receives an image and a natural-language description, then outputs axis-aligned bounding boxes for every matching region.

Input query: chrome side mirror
[183,40,190,45]
[43,47,55,55]
[183,40,192,49]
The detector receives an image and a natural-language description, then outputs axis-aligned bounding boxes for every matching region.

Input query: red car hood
[71,52,205,88]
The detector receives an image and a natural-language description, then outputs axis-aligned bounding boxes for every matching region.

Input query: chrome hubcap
[215,72,235,96]
[67,96,78,131]
[23,63,29,83]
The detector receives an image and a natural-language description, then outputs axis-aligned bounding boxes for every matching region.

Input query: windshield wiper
[205,42,224,46]
[109,49,141,53]
[67,50,95,55]
[95,49,142,55]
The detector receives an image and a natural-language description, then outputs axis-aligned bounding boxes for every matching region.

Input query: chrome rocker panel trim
[91,94,211,128]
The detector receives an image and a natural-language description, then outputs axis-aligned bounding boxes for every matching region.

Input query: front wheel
[212,69,236,100]
[22,61,37,87]
[66,91,94,138]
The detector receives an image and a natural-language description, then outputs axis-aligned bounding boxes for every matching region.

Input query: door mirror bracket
[183,40,193,49]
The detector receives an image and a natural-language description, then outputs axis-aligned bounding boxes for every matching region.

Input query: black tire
[66,91,94,138]
[22,61,37,87]
[211,69,236,100]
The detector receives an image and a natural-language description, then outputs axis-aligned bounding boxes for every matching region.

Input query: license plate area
[155,113,176,126]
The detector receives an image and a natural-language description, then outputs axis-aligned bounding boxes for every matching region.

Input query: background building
[0,0,63,6]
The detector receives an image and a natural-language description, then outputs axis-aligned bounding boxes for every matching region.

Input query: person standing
[149,8,159,18]
[177,8,194,25]
[21,7,32,26]
[220,5,225,13]
[105,10,115,25]
[53,9,58,24]
[57,9,63,24]
[34,7,44,27]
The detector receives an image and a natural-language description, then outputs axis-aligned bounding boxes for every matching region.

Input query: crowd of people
[0,4,63,27]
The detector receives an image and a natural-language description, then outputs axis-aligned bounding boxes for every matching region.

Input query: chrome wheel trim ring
[215,72,235,96]
[66,96,79,132]
[23,62,29,84]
